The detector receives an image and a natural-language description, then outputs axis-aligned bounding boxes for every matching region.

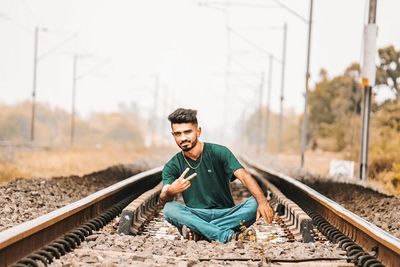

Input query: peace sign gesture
[180,167,197,181]
[169,168,197,194]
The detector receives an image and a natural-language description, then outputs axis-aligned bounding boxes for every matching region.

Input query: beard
[179,138,198,152]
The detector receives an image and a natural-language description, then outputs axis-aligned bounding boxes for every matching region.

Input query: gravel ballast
[0,161,155,232]
[250,156,400,239]
[297,175,400,239]
[50,217,348,267]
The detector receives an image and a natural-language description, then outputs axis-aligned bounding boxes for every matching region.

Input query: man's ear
[197,126,202,137]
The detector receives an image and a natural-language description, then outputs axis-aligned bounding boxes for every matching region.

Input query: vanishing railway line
[1,158,399,267]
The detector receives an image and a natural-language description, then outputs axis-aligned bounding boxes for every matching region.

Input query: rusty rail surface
[241,156,400,267]
[0,166,163,266]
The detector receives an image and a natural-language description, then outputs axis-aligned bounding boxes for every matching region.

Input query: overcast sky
[1,0,399,142]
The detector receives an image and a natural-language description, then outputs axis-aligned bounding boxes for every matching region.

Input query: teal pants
[163,196,258,243]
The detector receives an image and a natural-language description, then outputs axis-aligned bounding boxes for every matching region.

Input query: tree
[309,64,362,151]
[369,100,400,187]
[376,45,400,100]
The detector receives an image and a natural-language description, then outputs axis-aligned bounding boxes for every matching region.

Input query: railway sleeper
[293,196,386,267]
[247,168,386,267]
[10,195,135,267]
[116,169,385,267]
[118,182,162,235]
[14,168,382,267]
[121,172,314,246]
[247,168,315,243]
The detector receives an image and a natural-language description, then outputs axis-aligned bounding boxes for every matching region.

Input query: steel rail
[0,166,163,266]
[241,156,400,267]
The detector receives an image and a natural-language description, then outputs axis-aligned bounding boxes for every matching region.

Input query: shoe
[229,226,257,242]
[227,231,240,242]
[242,226,257,242]
[182,225,203,241]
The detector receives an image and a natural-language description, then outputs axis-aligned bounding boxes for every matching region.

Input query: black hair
[167,108,198,124]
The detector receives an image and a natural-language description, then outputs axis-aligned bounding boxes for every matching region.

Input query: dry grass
[0,143,174,185]
[246,149,400,196]
[275,150,342,175]
[243,148,344,176]
[2,142,398,196]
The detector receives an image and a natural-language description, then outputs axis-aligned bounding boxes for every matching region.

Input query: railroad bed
[1,159,399,267]
[49,181,349,267]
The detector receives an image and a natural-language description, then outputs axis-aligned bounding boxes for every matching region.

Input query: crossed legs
[163,197,257,243]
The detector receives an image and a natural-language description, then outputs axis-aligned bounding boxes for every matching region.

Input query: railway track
[1,158,399,267]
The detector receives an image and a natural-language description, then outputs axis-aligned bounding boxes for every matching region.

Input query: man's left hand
[233,168,275,224]
[256,201,274,224]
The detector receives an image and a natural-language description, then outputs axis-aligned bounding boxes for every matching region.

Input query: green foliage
[308,64,362,152]
[393,163,400,184]
[376,45,400,100]
[240,46,400,194]
[309,61,400,193]
[369,133,400,194]
[369,100,400,181]
[374,99,400,131]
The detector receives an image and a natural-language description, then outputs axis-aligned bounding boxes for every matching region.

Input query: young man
[160,108,274,243]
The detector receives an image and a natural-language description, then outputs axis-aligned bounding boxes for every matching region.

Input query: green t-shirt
[162,142,243,209]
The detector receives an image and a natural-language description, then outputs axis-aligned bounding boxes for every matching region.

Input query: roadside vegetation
[243,45,400,195]
[1,46,399,194]
[0,144,159,184]
[0,102,158,183]
[0,101,144,145]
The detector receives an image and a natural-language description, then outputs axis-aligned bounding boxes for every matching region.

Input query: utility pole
[151,75,159,146]
[265,54,273,152]
[223,0,231,142]
[70,54,77,145]
[300,0,314,168]
[278,22,287,153]
[256,72,265,155]
[163,85,169,145]
[69,54,108,145]
[29,27,72,142]
[30,27,39,142]
[359,0,377,180]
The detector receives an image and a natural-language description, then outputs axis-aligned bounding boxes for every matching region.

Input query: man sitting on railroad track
[159,108,274,243]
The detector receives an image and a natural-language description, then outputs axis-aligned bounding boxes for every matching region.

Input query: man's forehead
[171,123,197,132]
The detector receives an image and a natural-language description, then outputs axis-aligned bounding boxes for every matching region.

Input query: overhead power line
[21,0,40,25]
[198,0,308,23]
[37,32,77,62]
[230,57,263,78]
[271,0,308,23]
[0,12,32,34]
[76,58,110,81]
[232,25,283,31]
[198,1,280,8]
[227,27,282,63]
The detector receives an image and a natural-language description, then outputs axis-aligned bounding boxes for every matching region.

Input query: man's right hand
[159,168,197,205]
[169,168,197,195]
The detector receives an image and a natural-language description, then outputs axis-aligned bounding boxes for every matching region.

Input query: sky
[1,0,399,143]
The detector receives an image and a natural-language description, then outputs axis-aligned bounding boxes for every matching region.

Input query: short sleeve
[162,161,180,185]
[218,146,243,181]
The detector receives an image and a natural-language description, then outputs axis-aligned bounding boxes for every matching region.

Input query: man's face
[171,123,201,152]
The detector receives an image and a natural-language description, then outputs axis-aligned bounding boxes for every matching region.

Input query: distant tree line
[308,45,399,154]
[308,45,400,192]
[0,102,144,146]
[241,45,400,193]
